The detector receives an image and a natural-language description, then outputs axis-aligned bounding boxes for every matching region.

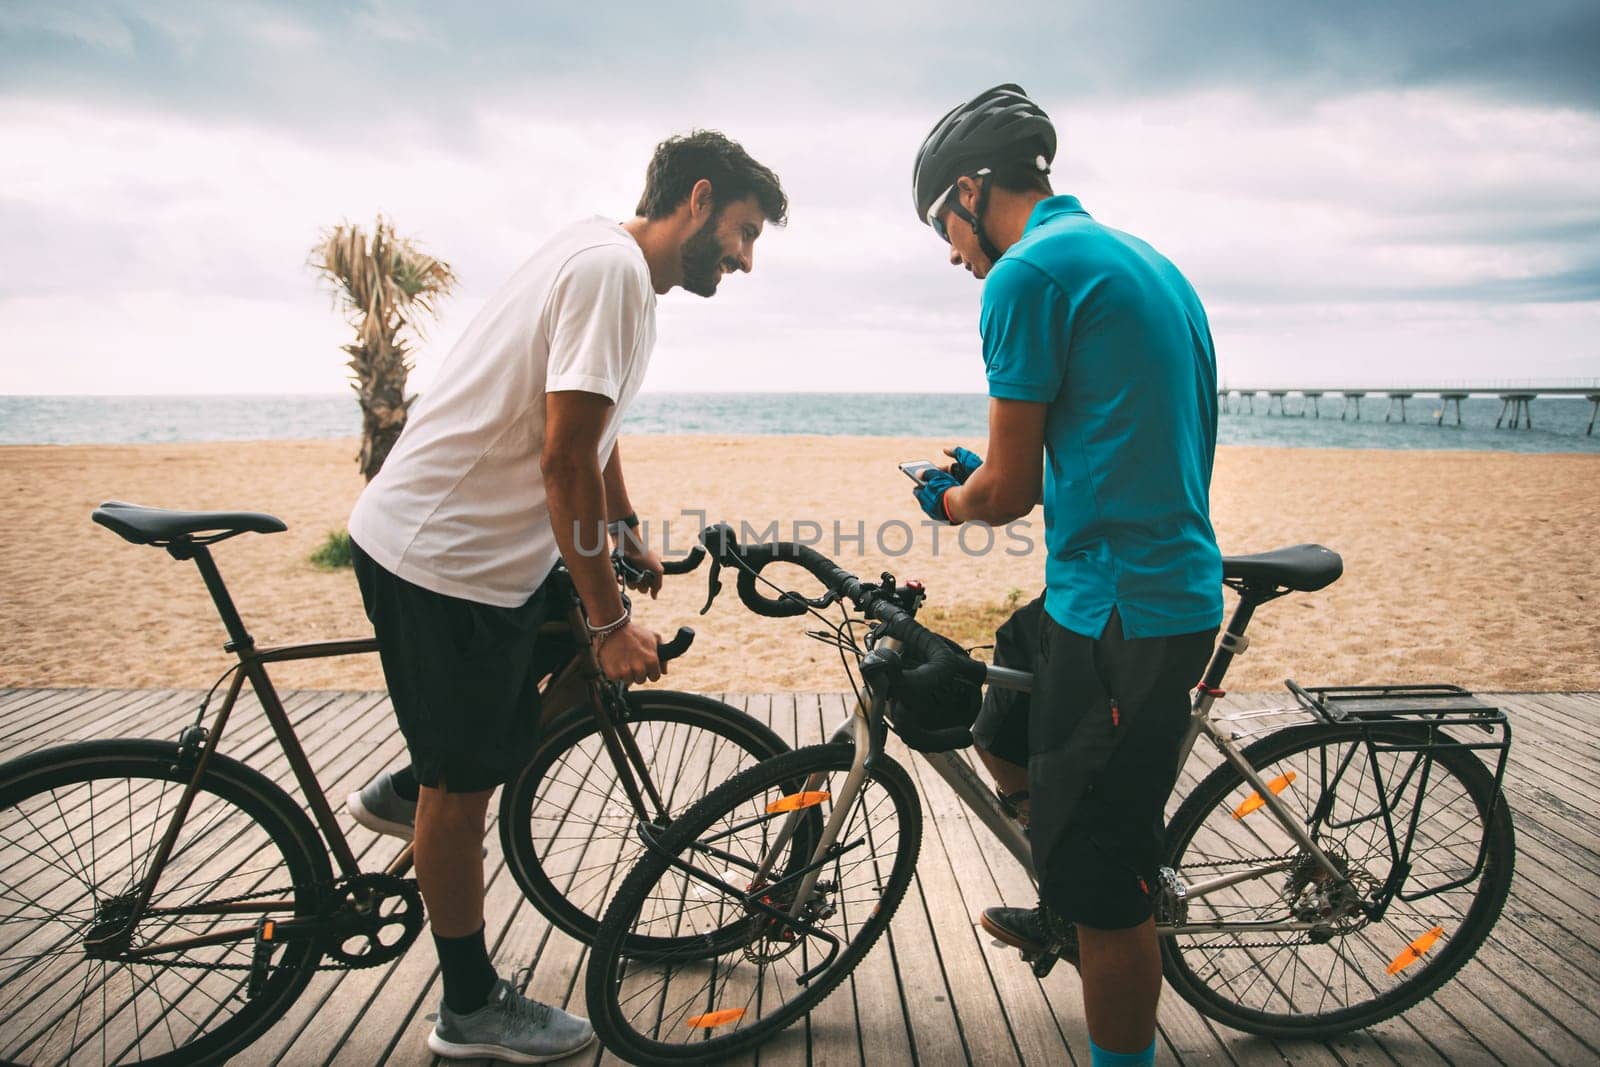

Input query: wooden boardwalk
[3,687,1599,1066]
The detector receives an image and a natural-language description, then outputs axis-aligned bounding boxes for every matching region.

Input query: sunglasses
[926,168,991,243]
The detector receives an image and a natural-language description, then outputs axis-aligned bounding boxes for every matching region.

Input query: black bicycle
[0,502,789,1066]
[584,524,1516,1062]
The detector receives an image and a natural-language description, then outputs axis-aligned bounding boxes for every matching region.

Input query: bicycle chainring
[320,873,425,969]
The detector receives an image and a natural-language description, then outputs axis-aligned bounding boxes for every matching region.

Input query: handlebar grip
[697,525,845,618]
[658,626,695,663]
[660,547,705,576]
[736,567,811,617]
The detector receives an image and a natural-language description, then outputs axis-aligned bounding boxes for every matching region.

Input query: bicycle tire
[586,742,922,1063]
[0,738,331,1066]
[498,690,790,946]
[1161,722,1515,1038]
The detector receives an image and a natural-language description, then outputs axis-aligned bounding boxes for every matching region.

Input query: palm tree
[310,216,457,481]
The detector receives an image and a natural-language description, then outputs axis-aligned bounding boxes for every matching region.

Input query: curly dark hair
[635,130,788,225]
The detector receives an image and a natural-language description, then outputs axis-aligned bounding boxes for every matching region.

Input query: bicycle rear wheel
[586,742,921,1064]
[1161,722,1515,1038]
[0,739,330,1066]
[499,690,789,945]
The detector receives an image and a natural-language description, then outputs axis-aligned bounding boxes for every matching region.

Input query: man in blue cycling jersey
[910,84,1223,1067]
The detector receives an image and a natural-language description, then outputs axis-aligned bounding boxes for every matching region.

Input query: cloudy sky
[1,1,1596,395]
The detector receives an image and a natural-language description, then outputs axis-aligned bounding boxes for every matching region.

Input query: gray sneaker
[428,976,595,1063]
[346,771,415,839]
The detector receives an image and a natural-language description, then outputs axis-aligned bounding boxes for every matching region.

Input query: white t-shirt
[349,217,656,607]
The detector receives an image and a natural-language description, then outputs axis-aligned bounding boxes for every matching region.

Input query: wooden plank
[0,691,353,1065]
[808,692,915,1067]
[904,748,1074,1066]
[0,688,80,738]
[0,688,49,715]
[7,689,1600,1066]
[1,688,189,752]
[886,746,1021,1065]
[245,707,414,1064]
[790,692,864,1066]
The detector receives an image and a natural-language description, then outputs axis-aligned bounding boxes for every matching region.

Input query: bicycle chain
[114,875,420,974]
[1178,851,1300,872]
[1166,852,1364,949]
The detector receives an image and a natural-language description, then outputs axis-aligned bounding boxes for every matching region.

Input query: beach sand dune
[2,437,1595,694]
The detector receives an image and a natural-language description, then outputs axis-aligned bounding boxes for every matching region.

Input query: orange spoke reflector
[687,1008,746,1029]
[766,791,831,814]
[262,920,275,941]
[1232,771,1297,819]
[1387,926,1446,975]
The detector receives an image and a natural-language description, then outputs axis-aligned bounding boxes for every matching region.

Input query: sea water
[1,393,1597,454]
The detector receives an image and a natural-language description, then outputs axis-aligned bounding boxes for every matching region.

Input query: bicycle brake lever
[699,558,723,615]
[611,549,646,587]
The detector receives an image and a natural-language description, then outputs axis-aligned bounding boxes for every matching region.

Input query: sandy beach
[1,436,1596,694]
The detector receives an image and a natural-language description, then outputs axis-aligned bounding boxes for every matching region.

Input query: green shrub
[311,529,353,570]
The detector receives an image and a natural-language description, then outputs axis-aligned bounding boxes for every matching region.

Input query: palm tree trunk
[352,330,412,482]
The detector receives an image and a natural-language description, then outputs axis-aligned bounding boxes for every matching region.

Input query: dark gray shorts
[352,540,564,793]
[974,595,1216,929]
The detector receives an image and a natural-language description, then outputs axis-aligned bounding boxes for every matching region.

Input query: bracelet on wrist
[585,603,631,638]
[607,513,640,542]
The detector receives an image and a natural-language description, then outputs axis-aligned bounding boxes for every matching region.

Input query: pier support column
[1385,393,1413,423]
[1497,393,1534,429]
[1341,392,1365,421]
[1438,393,1467,427]
[1304,391,1322,418]
[1268,391,1287,416]
[1588,394,1600,436]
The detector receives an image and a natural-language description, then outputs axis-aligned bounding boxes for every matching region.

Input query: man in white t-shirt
[344,131,787,1063]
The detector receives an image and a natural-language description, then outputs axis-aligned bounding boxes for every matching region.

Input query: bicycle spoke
[1163,724,1511,1034]
[0,748,324,1065]
[590,743,920,1061]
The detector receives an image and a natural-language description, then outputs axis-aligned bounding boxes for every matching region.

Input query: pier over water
[1220,380,1600,436]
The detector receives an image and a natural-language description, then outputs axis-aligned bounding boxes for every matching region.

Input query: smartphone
[898,460,942,485]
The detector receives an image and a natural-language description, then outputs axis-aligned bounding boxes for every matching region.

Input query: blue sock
[1089,1036,1156,1067]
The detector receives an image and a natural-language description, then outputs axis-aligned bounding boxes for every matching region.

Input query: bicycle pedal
[247,919,278,1000]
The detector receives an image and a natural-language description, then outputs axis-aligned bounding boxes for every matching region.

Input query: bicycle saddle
[1221,544,1342,592]
[93,500,288,545]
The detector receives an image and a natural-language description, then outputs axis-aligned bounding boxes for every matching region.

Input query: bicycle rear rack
[1282,681,1511,906]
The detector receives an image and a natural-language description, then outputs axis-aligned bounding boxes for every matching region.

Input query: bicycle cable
[192,661,245,730]
[716,541,875,707]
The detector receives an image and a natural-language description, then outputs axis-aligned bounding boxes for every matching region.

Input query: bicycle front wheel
[1161,722,1515,1038]
[0,739,331,1066]
[499,690,789,945]
[586,741,921,1064]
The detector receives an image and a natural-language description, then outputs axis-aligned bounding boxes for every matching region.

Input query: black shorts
[352,539,566,793]
[974,595,1215,930]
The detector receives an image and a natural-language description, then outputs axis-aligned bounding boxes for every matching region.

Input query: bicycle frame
[752,602,1371,940]
[100,541,683,957]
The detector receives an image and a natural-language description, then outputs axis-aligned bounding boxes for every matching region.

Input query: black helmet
[913,83,1056,226]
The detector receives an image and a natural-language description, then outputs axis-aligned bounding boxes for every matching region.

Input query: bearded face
[680,207,745,298]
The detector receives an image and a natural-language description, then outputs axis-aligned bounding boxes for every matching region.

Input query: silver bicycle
[583,524,1516,1063]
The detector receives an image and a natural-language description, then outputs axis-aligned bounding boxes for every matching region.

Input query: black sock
[390,765,419,802]
[434,926,497,1014]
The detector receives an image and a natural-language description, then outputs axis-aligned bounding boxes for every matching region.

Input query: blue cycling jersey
[980,195,1223,639]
